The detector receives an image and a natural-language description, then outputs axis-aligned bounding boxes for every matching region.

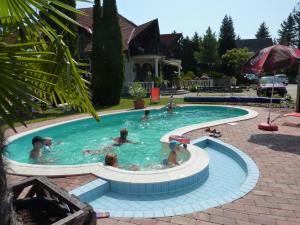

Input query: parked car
[274,74,288,85]
[257,76,287,97]
[244,73,259,84]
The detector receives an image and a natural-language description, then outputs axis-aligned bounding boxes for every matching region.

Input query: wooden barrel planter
[10,177,96,225]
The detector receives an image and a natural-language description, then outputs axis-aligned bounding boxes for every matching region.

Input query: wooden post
[296,65,300,112]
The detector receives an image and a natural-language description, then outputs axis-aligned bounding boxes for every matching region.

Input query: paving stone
[209,215,235,225]
[170,216,196,225]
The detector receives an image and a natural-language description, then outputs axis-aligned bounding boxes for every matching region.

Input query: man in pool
[113,129,136,146]
[30,136,44,160]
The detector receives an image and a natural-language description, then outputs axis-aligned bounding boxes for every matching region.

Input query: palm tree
[0,0,99,223]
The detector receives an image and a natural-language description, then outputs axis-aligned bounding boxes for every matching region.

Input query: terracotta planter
[133,100,145,109]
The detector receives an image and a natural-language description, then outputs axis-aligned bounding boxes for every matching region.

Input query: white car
[275,74,288,85]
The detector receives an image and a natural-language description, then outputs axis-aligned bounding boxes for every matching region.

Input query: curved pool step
[70,179,109,203]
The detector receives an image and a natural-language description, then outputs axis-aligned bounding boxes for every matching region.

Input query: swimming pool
[7,106,248,170]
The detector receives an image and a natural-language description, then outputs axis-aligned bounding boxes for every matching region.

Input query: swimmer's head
[105,154,117,166]
[169,140,180,152]
[145,110,150,116]
[120,129,128,139]
[44,137,52,146]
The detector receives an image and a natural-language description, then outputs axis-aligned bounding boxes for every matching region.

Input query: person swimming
[113,129,136,146]
[166,95,176,113]
[30,136,44,160]
[43,137,52,152]
[141,110,150,121]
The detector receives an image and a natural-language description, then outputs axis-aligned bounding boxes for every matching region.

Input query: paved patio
[6,106,300,225]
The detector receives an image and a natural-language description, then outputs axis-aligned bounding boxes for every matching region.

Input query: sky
[77,0,298,39]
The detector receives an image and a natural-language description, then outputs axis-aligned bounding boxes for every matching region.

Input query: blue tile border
[71,137,259,218]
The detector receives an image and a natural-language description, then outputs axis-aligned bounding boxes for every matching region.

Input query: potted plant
[129,83,147,109]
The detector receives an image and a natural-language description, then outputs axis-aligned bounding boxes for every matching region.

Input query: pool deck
[6,106,300,225]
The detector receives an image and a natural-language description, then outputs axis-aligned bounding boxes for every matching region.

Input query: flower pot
[134,100,145,109]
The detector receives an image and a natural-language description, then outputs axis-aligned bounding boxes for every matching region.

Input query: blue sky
[77,0,298,39]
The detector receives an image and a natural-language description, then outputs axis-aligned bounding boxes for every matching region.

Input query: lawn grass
[3,98,184,127]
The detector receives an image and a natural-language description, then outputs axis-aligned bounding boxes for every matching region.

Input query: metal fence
[127,81,155,93]
[181,80,214,89]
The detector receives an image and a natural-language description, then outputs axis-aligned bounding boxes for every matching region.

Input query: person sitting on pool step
[162,140,181,166]
[104,154,139,171]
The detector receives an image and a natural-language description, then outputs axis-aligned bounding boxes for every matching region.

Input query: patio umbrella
[243,44,300,114]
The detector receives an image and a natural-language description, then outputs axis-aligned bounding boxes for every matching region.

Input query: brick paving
[6,106,300,225]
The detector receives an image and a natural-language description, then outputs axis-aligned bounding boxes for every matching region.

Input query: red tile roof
[160,33,182,47]
[77,7,156,51]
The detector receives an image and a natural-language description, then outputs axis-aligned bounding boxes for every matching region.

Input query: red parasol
[243,45,300,131]
[243,45,300,74]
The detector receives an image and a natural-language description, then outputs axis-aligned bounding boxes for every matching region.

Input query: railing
[181,79,213,89]
[127,81,155,93]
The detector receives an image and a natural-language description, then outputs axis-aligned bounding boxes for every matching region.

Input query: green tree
[194,27,219,66]
[255,22,271,39]
[180,33,201,73]
[0,0,98,223]
[218,15,236,57]
[222,48,254,77]
[293,3,300,48]
[91,0,105,104]
[278,14,297,46]
[91,0,124,105]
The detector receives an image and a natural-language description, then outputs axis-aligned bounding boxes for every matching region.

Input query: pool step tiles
[109,167,209,195]
[69,178,109,203]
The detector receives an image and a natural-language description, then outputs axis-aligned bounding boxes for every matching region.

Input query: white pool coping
[5,105,258,184]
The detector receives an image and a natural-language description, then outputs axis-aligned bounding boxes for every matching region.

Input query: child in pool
[43,137,52,152]
[104,154,139,171]
[162,140,181,166]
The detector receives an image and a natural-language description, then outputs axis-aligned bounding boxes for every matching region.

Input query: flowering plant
[129,83,147,101]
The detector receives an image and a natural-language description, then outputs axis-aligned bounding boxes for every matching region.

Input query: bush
[182,71,196,80]
[129,83,147,101]
[209,71,224,79]
[189,86,197,92]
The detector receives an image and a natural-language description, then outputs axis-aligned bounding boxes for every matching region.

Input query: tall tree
[293,3,300,48]
[91,0,105,104]
[218,15,236,57]
[180,35,200,73]
[278,14,297,46]
[256,22,271,39]
[194,27,219,65]
[92,0,124,105]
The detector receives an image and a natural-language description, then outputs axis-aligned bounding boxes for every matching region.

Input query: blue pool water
[75,137,259,218]
[7,106,247,170]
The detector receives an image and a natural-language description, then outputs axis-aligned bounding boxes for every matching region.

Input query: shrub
[129,83,147,101]
[182,71,196,80]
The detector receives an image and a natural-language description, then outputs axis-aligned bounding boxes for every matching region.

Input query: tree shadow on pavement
[248,134,300,155]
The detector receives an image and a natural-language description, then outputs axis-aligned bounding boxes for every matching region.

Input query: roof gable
[236,38,273,53]
[77,7,157,50]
